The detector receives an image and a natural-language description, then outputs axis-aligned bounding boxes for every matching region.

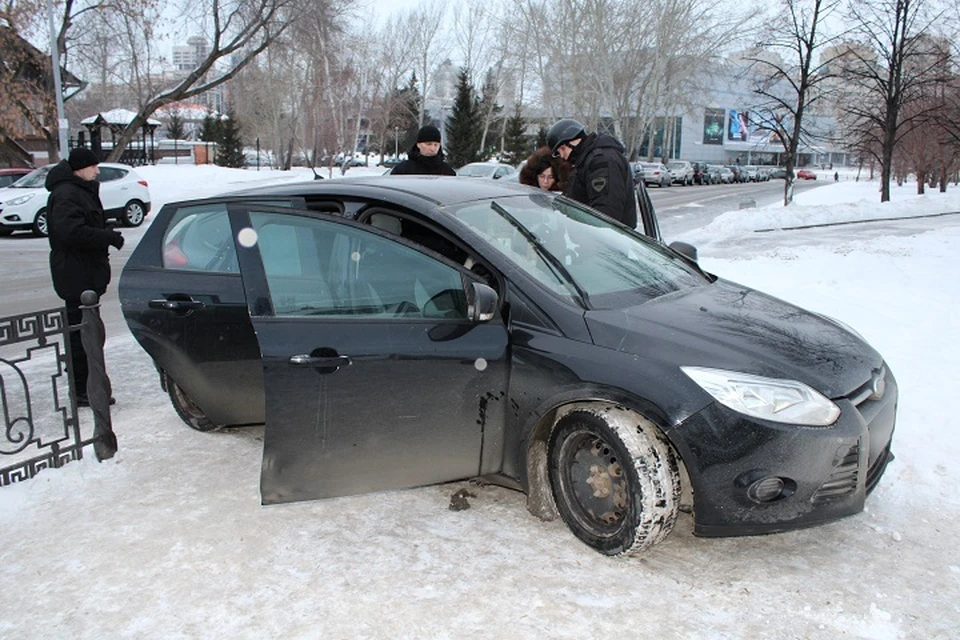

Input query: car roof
[224,175,537,207]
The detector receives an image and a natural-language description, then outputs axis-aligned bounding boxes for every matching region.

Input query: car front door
[229,204,510,504]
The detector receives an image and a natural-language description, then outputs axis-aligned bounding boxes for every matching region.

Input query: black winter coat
[391,145,456,176]
[563,133,637,228]
[45,160,122,302]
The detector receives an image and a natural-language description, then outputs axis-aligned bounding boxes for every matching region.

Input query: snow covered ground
[2,165,959,639]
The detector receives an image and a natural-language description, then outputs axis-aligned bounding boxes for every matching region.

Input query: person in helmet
[547,118,636,228]
[390,125,456,176]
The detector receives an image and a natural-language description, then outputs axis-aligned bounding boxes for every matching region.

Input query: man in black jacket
[391,125,456,176]
[46,147,124,406]
[547,119,637,229]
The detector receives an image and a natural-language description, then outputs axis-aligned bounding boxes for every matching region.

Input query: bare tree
[103,0,306,162]
[840,0,951,201]
[745,0,846,205]
[406,0,449,126]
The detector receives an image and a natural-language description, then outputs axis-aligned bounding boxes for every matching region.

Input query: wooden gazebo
[78,109,162,166]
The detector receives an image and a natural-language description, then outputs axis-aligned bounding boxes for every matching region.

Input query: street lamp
[394,127,399,158]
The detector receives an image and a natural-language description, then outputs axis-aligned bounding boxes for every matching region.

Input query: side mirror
[467,281,498,322]
[669,241,698,263]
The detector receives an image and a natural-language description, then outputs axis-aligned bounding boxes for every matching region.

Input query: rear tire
[549,408,680,556]
[168,377,221,432]
[122,200,146,227]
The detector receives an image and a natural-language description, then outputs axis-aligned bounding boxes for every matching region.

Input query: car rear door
[96,166,126,210]
[228,204,510,505]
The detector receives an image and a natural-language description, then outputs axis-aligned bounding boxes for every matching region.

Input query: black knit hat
[68,148,100,171]
[417,125,442,143]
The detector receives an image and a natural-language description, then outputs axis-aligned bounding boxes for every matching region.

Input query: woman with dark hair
[519,146,568,191]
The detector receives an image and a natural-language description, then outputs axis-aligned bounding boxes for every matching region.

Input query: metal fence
[0,292,116,485]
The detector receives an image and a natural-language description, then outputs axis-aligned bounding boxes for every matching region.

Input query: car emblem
[869,368,886,399]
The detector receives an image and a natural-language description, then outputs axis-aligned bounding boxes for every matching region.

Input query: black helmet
[547,118,586,154]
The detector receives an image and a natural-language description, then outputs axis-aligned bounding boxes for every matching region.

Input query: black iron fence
[0,292,116,485]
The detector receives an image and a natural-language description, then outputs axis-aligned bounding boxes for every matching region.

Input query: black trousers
[65,302,88,395]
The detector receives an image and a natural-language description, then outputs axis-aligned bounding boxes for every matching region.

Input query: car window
[162,204,238,272]
[249,211,468,320]
[98,167,126,182]
[450,194,705,308]
[12,166,51,188]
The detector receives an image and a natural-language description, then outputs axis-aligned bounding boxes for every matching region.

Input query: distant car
[635,162,671,188]
[691,162,710,185]
[757,167,771,181]
[0,162,151,237]
[769,168,787,179]
[118,175,897,557]
[666,160,695,186]
[741,165,760,182]
[797,169,818,180]
[378,157,403,168]
[0,168,32,188]
[717,167,735,184]
[704,164,724,185]
[725,166,745,183]
[457,162,516,180]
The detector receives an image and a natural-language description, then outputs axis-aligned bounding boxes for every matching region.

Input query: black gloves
[110,231,125,250]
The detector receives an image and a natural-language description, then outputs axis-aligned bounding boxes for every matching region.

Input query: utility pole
[48,0,69,158]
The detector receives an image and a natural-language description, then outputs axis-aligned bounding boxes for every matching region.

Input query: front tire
[549,408,680,556]
[122,200,146,227]
[168,377,221,432]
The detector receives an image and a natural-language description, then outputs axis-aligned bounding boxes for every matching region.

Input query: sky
[1,166,959,639]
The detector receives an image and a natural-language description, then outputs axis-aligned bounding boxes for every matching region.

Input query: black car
[119,176,897,557]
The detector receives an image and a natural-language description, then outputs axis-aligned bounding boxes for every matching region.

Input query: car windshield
[448,194,706,308]
[11,166,51,188]
[458,164,497,177]
[667,162,684,169]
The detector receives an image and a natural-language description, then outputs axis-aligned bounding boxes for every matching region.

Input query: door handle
[149,298,205,312]
[289,354,352,368]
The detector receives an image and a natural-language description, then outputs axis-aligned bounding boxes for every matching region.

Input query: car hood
[585,279,880,398]
[0,186,41,202]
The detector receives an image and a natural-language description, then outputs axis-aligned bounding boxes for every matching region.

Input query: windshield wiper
[489,200,590,306]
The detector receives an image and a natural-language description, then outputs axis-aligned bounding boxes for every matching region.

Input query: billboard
[728,109,749,141]
[703,108,724,145]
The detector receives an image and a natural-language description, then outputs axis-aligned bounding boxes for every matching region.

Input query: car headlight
[5,193,36,206]
[680,366,840,427]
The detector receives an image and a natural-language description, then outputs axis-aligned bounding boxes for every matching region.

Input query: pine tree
[390,73,422,155]
[502,104,530,166]
[199,112,221,142]
[445,67,483,169]
[166,110,186,140]
[216,107,246,168]
[535,125,548,149]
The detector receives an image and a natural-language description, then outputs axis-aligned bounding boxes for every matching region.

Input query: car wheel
[168,377,221,432]
[122,200,146,227]
[32,209,48,237]
[549,408,680,556]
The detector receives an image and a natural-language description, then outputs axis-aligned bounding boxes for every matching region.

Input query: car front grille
[812,365,896,504]
[812,441,860,504]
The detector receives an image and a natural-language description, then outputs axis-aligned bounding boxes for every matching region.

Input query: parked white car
[0,162,151,237]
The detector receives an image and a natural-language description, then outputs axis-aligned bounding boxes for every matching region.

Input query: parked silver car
[666,160,695,186]
[634,162,671,188]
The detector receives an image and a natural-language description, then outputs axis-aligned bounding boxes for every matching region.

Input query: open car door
[228,204,510,504]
